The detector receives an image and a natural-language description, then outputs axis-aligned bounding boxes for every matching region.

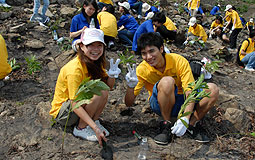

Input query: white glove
[195,7,198,12]
[222,27,226,32]
[208,34,212,39]
[125,63,138,88]
[189,40,195,45]
[171,117,189,137]
[183,40,188,45]
[229,30,233,34]
[231,26,235,31]
[107,58,121,78]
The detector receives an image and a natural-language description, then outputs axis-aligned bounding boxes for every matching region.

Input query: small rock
[25,39,44,49]
[60,6,77,16]
[224,108,249,130]
[109,99,117,105]
[0,12,12,20]
[9,23,26,33]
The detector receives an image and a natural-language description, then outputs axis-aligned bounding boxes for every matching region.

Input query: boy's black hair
[123,7,130,14]
[249,30,255,38]
[105,4,115,14]
[137,32,164,54]
[152,12,166,24]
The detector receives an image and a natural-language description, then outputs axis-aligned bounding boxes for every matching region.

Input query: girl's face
[80,41,104,61]
[119,6,124,12]
[83,4,96,17]
[215,19,220,24]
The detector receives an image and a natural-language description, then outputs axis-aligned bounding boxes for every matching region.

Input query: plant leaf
[72,99,91,111]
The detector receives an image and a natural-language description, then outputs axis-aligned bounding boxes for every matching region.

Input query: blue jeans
[0,0,6,3]
[131,1,142,15]
[33,0,49,16]
[241,51,255,69]
[118,30,134,46]
[149,82,184,117]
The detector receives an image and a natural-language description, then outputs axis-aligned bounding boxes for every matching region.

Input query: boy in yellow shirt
[245,18,254,34]
[0,34,12,87]
[239,30,255,71]
[183,17,208,50]
[124,32,219,145]
[97,5,117,49]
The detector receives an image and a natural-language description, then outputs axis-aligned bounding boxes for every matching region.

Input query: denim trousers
[33,0,49,16]
[0,0,6,3]
[241,51,255,69]
[131,1,143,15]
[118,30,134,46]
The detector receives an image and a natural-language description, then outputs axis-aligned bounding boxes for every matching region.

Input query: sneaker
[245,66,255,71]
[42,15,50,24]
[137,15,142,19]
[154,121,172,145]
[30,13,43,23]
[186,123,210,143]
[73,126,97,141]
[95,120,110,137]
[0,3,11,8]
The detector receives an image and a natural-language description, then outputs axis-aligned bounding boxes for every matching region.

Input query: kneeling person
[125,32,219,145]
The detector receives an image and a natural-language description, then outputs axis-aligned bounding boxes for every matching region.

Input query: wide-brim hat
[225,4,232,11]
[188,17,196,26]
[118,2,130,10]
[81,28,106,46]
[142,3,151,13]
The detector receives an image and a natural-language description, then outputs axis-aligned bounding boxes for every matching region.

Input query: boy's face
[152,21,162,27]
[141,45,164,67]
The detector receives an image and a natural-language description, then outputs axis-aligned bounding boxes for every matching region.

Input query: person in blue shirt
[128,0,143,19]
[142,2,159,17]
[70,0,100,52]
[132,19,154,52]
[117,2,140,47]
[210,4,221,16]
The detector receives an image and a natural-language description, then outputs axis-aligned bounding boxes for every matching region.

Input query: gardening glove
[208,34,212,40]
[231,26,235,31]
[195,7,198,12]
[222,27,226,32]
[107,58,121,78]
[183,40,188,45]
[125,63,138,88]
[198,40,204,45]
[189,40,195,45]
[171,117,189,137]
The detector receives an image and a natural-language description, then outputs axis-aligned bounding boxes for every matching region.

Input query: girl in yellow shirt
[50,28,120,146]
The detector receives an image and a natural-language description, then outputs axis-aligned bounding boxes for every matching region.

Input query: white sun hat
[145,12,154,20]
[188,17,197,26]
[142,3,151,13]
[81,28,106,46]
[118,2,130,10]
[225,4,232,11]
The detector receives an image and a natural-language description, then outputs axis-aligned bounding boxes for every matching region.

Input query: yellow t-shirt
[188,24,208,42]
[99,0,113,5]
[210,20,223,29]
[229,10,243,29]
[246,22,255,27]
[239,38,255,60]
[134,53,195,97]
[97,11,117,38]
[225,11,232,22]
[190,0,200,10]
[164,17,177,31]
[0,34,12,79]
[50,56,107,118]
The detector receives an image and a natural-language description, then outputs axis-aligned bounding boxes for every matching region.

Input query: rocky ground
[0,0,255,159]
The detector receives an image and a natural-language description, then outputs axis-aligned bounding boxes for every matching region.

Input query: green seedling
[178,74,211,128]
[25,55,41,75]
[8,58,20,71]
[118,48,136,65]
[204,60,221,74]
[0,6,12,12]
[61,78,110,154]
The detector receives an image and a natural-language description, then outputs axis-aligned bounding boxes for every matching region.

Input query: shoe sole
[153,139,169,145]
[195,139,210,143]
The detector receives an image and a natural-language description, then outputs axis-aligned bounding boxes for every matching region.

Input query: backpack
[236,39,250,67]
[189,60,203,80]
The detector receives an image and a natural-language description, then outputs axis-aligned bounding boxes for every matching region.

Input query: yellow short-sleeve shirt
[246,22,254,27]
[50,56,107,118]
[134,53,195,97]
[239,38,255,60]
[230,10,243,29]
[210,20,223,29]
[97,11,117,38]
[164,17,177,31]
[0,34,12,79]
[188,24,208,42]
[190,0,200,10]
[99,0,113,5]
[225,11,232,22]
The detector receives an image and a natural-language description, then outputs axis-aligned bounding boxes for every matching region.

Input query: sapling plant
[61,77,110,154]
[25,55,41,75]
[177,74,211,127]
[118,48,136,65]
[8,58,20,71]
[204,60,221,74]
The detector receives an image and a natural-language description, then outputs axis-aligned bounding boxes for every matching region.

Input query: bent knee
[158,76,175,90]
[101,90,109,100]
[207,83,219,98]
